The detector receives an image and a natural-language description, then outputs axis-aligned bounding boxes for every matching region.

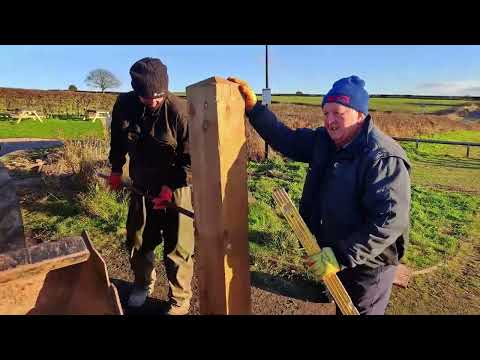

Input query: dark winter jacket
[248,103,411,269]
[108,92,190,195]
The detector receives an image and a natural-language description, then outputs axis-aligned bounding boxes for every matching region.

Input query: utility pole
[263,45,271,161]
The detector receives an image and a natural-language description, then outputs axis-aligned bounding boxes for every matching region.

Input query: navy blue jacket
[248,103,411,269]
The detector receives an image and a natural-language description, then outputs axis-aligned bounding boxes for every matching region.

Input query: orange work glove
[227,77,257,112]
[152,185,173,210]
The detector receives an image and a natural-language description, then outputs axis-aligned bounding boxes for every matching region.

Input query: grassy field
[256,95,474,114]
[246,133,480,272]
[402,131,480,194]
[12,130,480,274]
[388,213,480,314]
[21,183,129,251]
[0,118,105,139]
[389,131,480,313]
[3,102,478,167]
[3,110,480,313]
[147,92,474,114]
[248,130,480,314]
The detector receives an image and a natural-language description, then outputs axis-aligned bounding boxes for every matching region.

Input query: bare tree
[85,69,121,92]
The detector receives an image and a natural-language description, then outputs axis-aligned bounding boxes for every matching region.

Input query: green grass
[246,130,480,273]
[257,95,473,114]
[269,96,323,106]
[401,130,480,194]
[368,98,471,113]
[420,130,480,149]
[406,185,479,267]
[22,185,129,250]
[248,156,307,206]
[174,90,473,114]
[10,128,480,314]
[246,155,480,272]
[16,130,480,279]
[398,130,480,267]
[0,117,104,139]
[172,91,474,113]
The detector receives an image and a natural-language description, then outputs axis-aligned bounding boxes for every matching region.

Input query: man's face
[139,94,166,110]
[323,102,364,148]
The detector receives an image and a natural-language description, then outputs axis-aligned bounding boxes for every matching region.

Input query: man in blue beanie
[229,75,411,315]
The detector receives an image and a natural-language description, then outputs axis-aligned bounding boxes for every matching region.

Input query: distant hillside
[1,86,478,116]
[0,87,118,115]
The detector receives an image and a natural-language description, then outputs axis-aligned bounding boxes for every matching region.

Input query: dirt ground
[1,147,336,315]
[102,244,336,315]
[387,214,480,315]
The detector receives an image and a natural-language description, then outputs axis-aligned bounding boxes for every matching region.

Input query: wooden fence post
[186,77,251,315]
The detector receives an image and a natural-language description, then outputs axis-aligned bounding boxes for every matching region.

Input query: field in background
[173,92,477,113]
[258,95,476,114]
[245,102,480,161]
[248,130,480,273]
[0,88,116,116]
[0,117,104,139]
[387,130,480,314]
[2,87,478,117]
[3,99,479,164]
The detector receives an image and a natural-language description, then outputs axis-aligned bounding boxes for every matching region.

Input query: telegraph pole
[263,45,271,160]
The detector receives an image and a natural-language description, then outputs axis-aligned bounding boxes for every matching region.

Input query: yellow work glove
[227,77,257,112]
[306,247,340,279]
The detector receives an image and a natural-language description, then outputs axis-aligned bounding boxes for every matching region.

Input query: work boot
[127,283,154,308]
[165,301,190,315]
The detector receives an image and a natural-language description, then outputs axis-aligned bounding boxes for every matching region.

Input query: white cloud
[416,80,480,96]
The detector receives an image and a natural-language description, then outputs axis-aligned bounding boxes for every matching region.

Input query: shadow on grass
[248,229,281,247]
[50,115,86,121]
[250,271,329,303]
[414,153,480,170]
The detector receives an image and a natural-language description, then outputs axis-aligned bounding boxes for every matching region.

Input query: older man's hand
[306,247,341,279]
[227,77,257,112]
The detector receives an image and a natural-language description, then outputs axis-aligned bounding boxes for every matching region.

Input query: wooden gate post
[186,77,251,315]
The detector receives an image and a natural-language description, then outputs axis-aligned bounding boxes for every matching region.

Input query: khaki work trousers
[126,186,194,306]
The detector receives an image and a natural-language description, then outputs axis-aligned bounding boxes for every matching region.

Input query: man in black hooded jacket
[108,57,194,315]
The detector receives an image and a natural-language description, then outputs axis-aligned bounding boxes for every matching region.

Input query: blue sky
[1,45,480,96]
